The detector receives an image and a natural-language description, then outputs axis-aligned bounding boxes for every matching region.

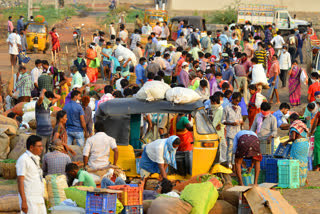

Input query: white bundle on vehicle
[166,87,201,104]
[23,100,37,113]
[22,111,35,123]
[114,44,137,66]
[136,81,171,101]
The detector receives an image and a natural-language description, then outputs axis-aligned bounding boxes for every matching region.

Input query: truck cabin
[95,98,218,176]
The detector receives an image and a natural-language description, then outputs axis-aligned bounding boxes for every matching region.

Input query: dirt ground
[0,13,320,214]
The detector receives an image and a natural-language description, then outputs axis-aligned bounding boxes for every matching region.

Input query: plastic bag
[22,100,37,112]
[166,87,201,104]
[64,187,87,208]
[136,81,171,101]
[22,111,36,124]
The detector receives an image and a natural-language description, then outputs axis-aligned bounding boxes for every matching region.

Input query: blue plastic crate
[244,159,252,168]
[86,192,117,214]
[277,159,300,189]
[308,157,313,171]
[261,155,273,170]
[265,158,279,183]
[274,144,292,158]
[242,172,254,186]
[121,205,143,214]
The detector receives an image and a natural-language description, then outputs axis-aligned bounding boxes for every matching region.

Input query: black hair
[26,135,42,150]
[273,54,278,59]
[210,94,220,104]
[182,51,188,56]
[292,60,298,64]
[215,72,222,77]
[132,86,140,94]
[42,60,49,65]
[180,32,184,37]
[307,103,316,110]
[198,52,204,58]
[135,14,139,18]
[221,82,230,91]
[241,53,247,57]
[279,103,290,110]
[148,36,152,41]
[214,91,224,99]
[251,57,258,64]
[123,88,133,97]
[248,84,257,91]
[116,38,121,42]
[160,178,173,194]
[139,57,147,64]
[56,110,67,123]
[311,72,319,79]
[157,70,165,77]
[151,32,156,36]
[204,53,211,59]
[200,79,208,87]
[65,163,78,173]
[16,116,22,123]
[223,58,230,64]
[172,138,181,146]
[45,91,55,99]
[35,59,42,65]
[111,35,116,40]
[155,51,161,57]
[232,92,242,100]
[176,47,183,52]
[289,113,299,122]
[148,72,155,79]
[164,53,170,59]
[95,120,105,132]
[120,78,129,88]
[154,76,162,81]
[207,31,212,36]
[261,102,271,111]
[71,90,81,99]
[243,38,249,42]
[224,90,232,98]
[7,112,16,119]
[104,85,113,94]
[113,91,123,98]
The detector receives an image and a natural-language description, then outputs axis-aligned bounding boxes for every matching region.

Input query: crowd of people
[4,14,320,213]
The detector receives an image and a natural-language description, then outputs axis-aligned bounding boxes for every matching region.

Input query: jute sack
[46,174,68,208]
[208,200,237,214]
[0,194,20,212]
[8,133,31,160]
[148,197,192,214]
[0,115,18,128]
[0,128,10,159]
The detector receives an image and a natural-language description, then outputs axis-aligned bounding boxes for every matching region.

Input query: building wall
[168,0,320,12]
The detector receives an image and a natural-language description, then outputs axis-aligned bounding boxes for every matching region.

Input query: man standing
[251,102,277,155]
[153,22,162,38]
[7,16,14,35]
[16,135,46,214]
[273,103,291,130]
[279,46,291,88]
[212,39,222,61]
[160,21,170,40]
[268,55,281,104]
[31,59,43,91]
[83,120,118,170]
[201,31,212,54]
[17,16,24,34]
[234,60,248,104]
[7,29,21,68]
[175,32,188,50]
[154,51,166,70]
[38,68,54,92]
[134,15,142,31]
[135,57,147,86]
[179,62,189,87]
[243,39,254,59]
[133,42,143,61]
[295,31,307,64]
[63,90,88,146]
[130,29,141,51]
[271,31,285,56]
[97,85,114,107]
[222,92,243,168]
[264,25,273,45]
[15,65,32,103]
[70,65,83,89]
[287,29,298,62]
[19,30,27,52]
[36,89,60,155]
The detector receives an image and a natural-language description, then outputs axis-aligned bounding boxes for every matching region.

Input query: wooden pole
[76,38,79,52]
[58,51,61,68]
[54,50,57,66]
[66,46,69,72]
[51,51,54,66]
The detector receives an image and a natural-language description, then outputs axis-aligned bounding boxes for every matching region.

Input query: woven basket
[1,162,17,179]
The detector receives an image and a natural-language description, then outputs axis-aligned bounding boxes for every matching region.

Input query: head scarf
[290,120,309,136]
[50,139,65,152]
[163,136,179,169]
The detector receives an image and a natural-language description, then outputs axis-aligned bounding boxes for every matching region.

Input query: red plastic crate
[121,205,143,214]
[108,185,143,206]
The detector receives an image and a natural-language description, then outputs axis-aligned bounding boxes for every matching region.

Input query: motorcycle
[109,0,116,10]
[73,24,84,45]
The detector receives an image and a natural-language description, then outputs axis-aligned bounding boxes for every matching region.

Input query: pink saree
[289,66,302,106]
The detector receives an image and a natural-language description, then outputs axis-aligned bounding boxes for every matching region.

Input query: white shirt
[212,44,222,60]
[279,51,292,70]
[31,66,43,84]
[83,132,117,170]
[146,139,166,164]
[271,35,285,49]
[7,32,21,55]
[16,150,45,201]
[116,77,124,90]
[119,30,128,44]
[110,25,116,36]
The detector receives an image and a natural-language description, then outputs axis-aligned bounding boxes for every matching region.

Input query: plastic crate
[274,144,292,158]
[244,159,252,168]
[108,185,143,206]
[242,172,254,186]
[261,155,273,170]
[86,192,117,214]
[265,158,278,183]
[308,157,313,171]
[258,170,266,184]
[121,205,143,214]
[277,159,300,189]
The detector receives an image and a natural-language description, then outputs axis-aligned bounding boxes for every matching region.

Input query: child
[65,163,96,187]
[222,90,232,108]
[304,102,317,129]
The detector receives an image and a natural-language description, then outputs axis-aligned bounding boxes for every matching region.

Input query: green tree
[209,0,241,24]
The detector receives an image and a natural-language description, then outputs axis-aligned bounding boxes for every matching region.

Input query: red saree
[169,115,193,152]
[86,48,98,83]
[49,31,61,52]
[289,66,302,106]
[248,92,260,129]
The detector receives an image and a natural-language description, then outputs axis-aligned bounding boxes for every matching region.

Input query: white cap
[72,84,82,89]
[118,56,124,62]
[182,62,189,67]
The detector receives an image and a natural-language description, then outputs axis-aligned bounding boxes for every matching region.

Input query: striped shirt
[15,73,32,97]
[254,50,267,68]
[42,151,71,176]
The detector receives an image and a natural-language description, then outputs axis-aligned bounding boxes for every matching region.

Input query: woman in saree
[49,27,61,53]
[283,113,309,186]
[266,42,275,77]
[139,136,180,179]
[86,43,98,83]
[248,84,261,129]
[206,69,215,96]
[56,72,70,108]
[288,60,303,106]
[309,109,320,171]
[169,113,193,152]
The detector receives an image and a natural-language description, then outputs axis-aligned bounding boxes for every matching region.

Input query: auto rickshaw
[25,21,50,53]
[169,16,207,41]
[144,9,168,29]
[95,98,232,180]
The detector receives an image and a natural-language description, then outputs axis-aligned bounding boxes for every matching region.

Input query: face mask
[71,73,74,77]
[76,100,80,104]
[77,57,82,60]
[261,110,270,117]
[222,64,227,69]
[220,100,224,105]
[311,79,317,84]
[283,49,287,53]
[216,79,222,83]
[311,108,317,114]
[21,18,24,21]
[212,104,220,108]
[316,98,320,103]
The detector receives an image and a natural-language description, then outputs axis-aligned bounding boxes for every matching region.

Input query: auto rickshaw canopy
[25,21,48,33]
[170,16,206,31]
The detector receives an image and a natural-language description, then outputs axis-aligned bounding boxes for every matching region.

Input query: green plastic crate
[277,159,300,189]
[258,170,266,184]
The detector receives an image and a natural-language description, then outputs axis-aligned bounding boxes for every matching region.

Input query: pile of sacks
[136,81,201,104]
